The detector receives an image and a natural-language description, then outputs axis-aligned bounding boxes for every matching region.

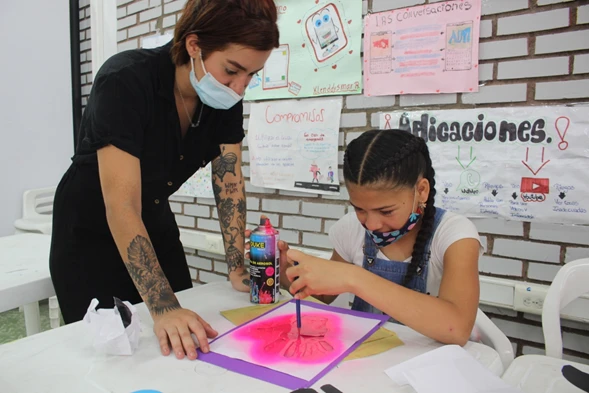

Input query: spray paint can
[249,218,280,304]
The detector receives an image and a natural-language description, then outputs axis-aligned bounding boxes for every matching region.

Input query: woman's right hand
[153,308,218,360]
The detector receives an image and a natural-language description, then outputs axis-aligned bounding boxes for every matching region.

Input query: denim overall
[351,208,446,318]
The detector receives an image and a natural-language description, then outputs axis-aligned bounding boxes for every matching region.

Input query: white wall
[0,1,74,236]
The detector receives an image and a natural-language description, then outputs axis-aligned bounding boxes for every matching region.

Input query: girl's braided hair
[343,129,436,286]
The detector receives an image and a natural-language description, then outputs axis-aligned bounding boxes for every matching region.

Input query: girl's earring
[418,201,427,211]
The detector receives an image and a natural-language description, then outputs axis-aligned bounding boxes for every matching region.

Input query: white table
[0,282,502,392]
[502,354,589,392]
[0,233,54,335]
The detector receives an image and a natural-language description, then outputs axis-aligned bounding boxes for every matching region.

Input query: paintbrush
[294,261,301,336]
[291,261,325,338]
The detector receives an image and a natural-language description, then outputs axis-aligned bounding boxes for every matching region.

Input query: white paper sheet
[210,302,381,381]
[174,163,214,198]
[244,0,363,100]
[248,97,342,195]
[385,345,521,393]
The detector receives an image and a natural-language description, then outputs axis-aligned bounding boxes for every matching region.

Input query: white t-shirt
[328,210,483,297]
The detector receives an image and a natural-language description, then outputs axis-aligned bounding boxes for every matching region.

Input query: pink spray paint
[234,312,344,365]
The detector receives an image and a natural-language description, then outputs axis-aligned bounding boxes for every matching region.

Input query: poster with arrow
[244,0,362,101]
[363,0,481,96]
[380,105,589,225]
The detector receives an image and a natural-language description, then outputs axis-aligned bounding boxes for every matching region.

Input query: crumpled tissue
[83,297,141,355]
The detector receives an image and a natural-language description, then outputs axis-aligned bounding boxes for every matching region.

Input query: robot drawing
[305,3,348,63]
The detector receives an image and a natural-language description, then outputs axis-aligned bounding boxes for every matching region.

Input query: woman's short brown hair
[172,0,280,66]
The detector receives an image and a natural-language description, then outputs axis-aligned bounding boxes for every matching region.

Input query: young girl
[283,129,483,346]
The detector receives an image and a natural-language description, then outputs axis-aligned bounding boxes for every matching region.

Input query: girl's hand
[285,249,355,299]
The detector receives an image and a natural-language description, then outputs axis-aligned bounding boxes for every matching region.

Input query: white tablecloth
[0,282,502,392]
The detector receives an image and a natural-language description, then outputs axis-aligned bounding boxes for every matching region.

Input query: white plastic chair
[473,308,515,372]
[500,260,589,392]
[542,258,589,359]
[13,187,61,331]
[14,186,56,235]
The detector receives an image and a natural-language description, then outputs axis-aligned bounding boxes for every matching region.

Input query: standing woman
[49,0,279,360]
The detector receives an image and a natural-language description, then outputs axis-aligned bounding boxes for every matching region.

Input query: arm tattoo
[212,146,238,182]
[213,182,222,198]
[214,178,247,274]
[125,235,180,315]
[240,270,250,287]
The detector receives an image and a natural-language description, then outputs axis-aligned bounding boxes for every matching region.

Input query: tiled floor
[0,300,54,344]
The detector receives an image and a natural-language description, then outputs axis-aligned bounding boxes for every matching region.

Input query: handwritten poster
[245,0,362,101]
[248,98,342,195]
[380,106,589,224]
[174,163,214,198]
[364,0,481,96]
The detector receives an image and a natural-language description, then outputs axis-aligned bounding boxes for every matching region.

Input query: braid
[356,132,383,184]
[403,139,437,287]
[373,136,423,175]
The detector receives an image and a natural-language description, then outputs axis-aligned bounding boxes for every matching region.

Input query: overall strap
[363,232,378,261]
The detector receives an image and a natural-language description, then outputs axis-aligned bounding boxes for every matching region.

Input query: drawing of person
[327,166,334,183]
[310,162,321,183]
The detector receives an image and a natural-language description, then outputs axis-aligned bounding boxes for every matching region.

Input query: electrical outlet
[513,282,549,315]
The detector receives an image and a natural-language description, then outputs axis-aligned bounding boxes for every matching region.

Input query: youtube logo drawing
[520,178,550,195]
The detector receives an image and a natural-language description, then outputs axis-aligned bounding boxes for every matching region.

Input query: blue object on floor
[132,390,163,393]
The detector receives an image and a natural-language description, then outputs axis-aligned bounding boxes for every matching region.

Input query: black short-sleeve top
[65,41,244,234]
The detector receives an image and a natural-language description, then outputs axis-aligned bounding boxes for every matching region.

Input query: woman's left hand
[285,249,354,300]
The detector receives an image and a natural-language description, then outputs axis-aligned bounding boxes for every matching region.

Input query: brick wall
[79,0,92,110]
[90,0,589,362]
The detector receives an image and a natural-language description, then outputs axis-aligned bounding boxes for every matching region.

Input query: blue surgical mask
[364,191,423,248]
[189,54,243,110]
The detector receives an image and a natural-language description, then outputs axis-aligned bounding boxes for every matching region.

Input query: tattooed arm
[98,145,217,360]
[211,143,249,292]
[97,146,180,315]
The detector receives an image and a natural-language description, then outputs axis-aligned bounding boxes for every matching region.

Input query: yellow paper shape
[342,327,404,361]
[220,301,288,326]
[219,297,404,361]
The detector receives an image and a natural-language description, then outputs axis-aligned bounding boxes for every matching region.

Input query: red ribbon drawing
[384,114,392,129]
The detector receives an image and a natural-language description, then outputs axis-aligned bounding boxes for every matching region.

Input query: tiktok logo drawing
[455,145,480,195]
